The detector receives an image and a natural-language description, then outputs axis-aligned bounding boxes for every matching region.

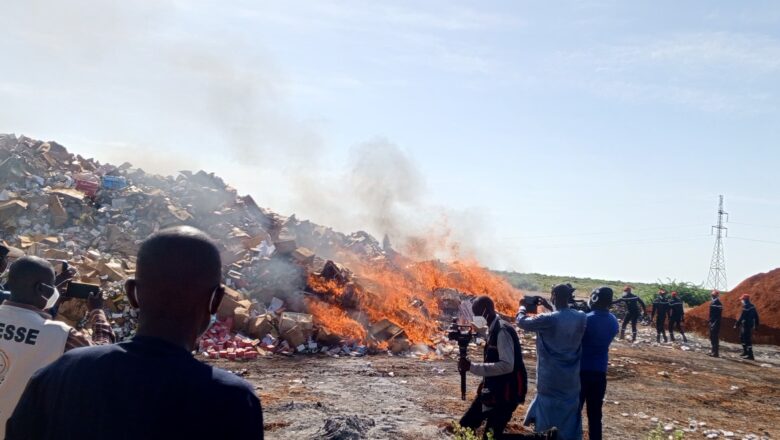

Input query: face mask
[42,284,60,310]
[472,316,488,329]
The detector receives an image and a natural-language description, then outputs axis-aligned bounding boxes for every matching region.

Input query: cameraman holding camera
[458,296,529,439]
[516,284,587,440]
[0,256,113,438]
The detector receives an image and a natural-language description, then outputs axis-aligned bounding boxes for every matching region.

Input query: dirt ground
[210,325,779,440]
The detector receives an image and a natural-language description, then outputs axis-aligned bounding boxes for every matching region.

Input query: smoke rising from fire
[2,0,500,266]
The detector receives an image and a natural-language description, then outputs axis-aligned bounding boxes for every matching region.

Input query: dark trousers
[709,321,720,355]
[740,326,754,355]
[622,311,639,337]
[460,395,518,440]
[655,318,667,341]
[668,316,686,341]
[579,371,607,440]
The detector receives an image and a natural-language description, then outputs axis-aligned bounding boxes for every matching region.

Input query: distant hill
[495,271,712,306]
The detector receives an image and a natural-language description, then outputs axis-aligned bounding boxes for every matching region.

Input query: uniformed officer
[612,286,646,342]
[650,289,671,343]
[667,291,687,343]
[735,294,760,360]
[707,290,722,357]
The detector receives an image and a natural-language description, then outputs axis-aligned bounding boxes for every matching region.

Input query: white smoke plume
[0,0,499,265]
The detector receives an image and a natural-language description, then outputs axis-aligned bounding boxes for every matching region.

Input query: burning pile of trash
[0,133,523,358]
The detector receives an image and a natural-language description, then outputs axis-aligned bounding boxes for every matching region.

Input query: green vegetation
[646,424,685,439]
[496,272,713,307]
[451,423,494,440]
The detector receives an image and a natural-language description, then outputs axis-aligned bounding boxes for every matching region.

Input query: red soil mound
[687,268,780,346]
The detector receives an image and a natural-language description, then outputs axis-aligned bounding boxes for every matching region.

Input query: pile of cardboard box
[1,134,479,357]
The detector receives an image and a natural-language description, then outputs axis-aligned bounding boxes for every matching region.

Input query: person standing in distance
[667,291,687,343]
[650,289,671,343]
[735,294,760,361]
[612,286,645,342]
[707,290,723,357]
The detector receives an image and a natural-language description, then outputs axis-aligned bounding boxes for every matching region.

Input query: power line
[494,235,711,250]
[729,221,780,230]
[497,223,710,240]
[730,236,780,245]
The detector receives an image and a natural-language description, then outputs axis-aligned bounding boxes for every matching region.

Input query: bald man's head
[135,226,221,292]
[127,226,225,350]
[7,256,56,308]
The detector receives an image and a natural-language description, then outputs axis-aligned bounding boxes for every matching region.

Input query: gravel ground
[210,325,780,439]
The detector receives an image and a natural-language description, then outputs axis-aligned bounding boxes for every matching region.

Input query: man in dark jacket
[667,291,687,343]
[459,296,529,439]
[707,290,723,357]
[735,294,760,360]
[612,286,645,342]
[650,289,671,343]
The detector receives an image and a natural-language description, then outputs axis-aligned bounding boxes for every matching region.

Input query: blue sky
[1,1,778,286]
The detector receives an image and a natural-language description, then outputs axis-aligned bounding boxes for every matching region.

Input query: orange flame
[306,256,522,345]
[305,298,367,341]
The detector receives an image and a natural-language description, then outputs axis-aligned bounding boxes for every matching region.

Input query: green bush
[645,279,711,307]
[647,424,684,439]
[451,422,494,440]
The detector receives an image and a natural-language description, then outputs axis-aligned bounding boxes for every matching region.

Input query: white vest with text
[0,304,70,437]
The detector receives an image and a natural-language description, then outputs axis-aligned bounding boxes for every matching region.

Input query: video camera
[522,295,541,314]
[569,298,591,313]
[447,319,475,400]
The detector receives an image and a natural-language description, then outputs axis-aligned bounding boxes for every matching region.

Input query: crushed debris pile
[0,133,523,356]
[687,268,780,345]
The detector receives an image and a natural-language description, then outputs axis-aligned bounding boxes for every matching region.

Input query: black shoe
[746,355,755,360]
[707,352,718,357]
[740,353,750,358]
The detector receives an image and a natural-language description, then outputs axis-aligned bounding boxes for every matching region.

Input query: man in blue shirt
[517,283,587,440]
[6,226,264,440]
[579,287,619,440]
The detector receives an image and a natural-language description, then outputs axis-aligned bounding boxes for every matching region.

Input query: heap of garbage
[0,134,523,359]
